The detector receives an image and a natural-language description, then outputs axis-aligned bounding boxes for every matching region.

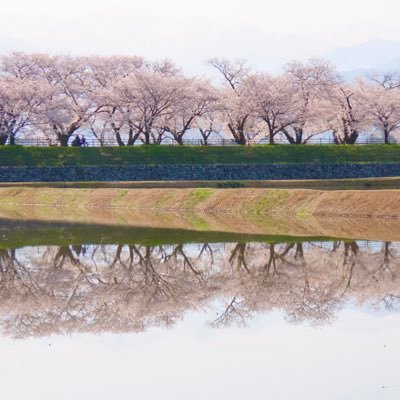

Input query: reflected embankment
[2,203,400,242]
[1,217,400,338]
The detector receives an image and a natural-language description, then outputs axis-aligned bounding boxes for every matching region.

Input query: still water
[0,218,400,399]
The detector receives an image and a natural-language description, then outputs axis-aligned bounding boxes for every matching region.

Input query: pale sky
[1,0,400,73]
[0,309,399,400]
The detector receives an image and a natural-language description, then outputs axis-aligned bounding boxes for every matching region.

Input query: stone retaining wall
[1,164,400,182]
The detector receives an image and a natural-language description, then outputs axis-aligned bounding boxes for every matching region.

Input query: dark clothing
[71,136,82,147]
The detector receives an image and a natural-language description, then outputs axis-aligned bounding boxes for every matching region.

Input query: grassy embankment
[2,144,400,166]
[1,186,399,218]
[1,146,400,244]
[1,186,400,242]
[2,145,400,189]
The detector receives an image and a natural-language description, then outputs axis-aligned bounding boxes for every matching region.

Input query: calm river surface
[0,217,400,399]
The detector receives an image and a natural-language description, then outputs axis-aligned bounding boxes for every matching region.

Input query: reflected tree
[0,240,399,337]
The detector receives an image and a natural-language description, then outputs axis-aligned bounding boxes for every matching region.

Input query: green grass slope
[2,145,400,167]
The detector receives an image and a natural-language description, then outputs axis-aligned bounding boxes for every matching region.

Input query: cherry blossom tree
[85,55,148,146]
[103,67,184,145]
[39,56,108,146]
[162,79,218,145]
[359,79,400,143]
[280,59,340,144]
[370,72,400,90]
[0,76,48,145]
[209,58,257,144]
[2,52,400,147]
[321,82,369,144]
[1,54,106,146]
[196,110,224,145]
[248,73,296,144]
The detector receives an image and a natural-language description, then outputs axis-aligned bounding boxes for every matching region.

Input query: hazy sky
[0,309,399,399]
[1,0,400,72]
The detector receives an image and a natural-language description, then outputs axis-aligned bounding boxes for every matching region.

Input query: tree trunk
[295,243,304,259]
[0,135,8,145]
[332,130,358,144]
[269,133,275,144]
[228,121,247,145]
[110,121,125,146]
[127,124,143,146]
[152,135,162,144]
[384,128,390,144]
[295,128,303,144]
[281,129,295,144]
[115,130,125,146]
[236,135,247,145]
[282,128,305,144]
[127,128,141,146]
[59,135,70,146]
[346,132,358,144]
[9,133,16,145]
[143,131,151,144]
[332,131,340,145]
[175,135,184,145]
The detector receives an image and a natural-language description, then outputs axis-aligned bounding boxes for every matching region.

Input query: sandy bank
[0,187,400,242]
[0,186,399,218]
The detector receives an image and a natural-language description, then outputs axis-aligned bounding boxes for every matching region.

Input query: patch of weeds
[296,206,313,218]
[184,189,213,208]
[251,190,291,214]
[118,189,129,197]
[185,213,211,230]
[154,192,175,208]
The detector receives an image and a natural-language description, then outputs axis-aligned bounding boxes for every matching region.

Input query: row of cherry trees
[1,52,400,146]
[1,240,399,336]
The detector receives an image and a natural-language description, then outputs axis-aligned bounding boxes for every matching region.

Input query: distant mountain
[325,39,400,79]
[0,35,29,54]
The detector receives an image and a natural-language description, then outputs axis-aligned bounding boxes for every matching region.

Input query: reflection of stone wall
[1,163,400,182]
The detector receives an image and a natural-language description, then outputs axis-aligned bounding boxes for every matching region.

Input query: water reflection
[1,239,399,338]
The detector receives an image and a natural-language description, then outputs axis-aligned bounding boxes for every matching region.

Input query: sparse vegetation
[1,186,400,219]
